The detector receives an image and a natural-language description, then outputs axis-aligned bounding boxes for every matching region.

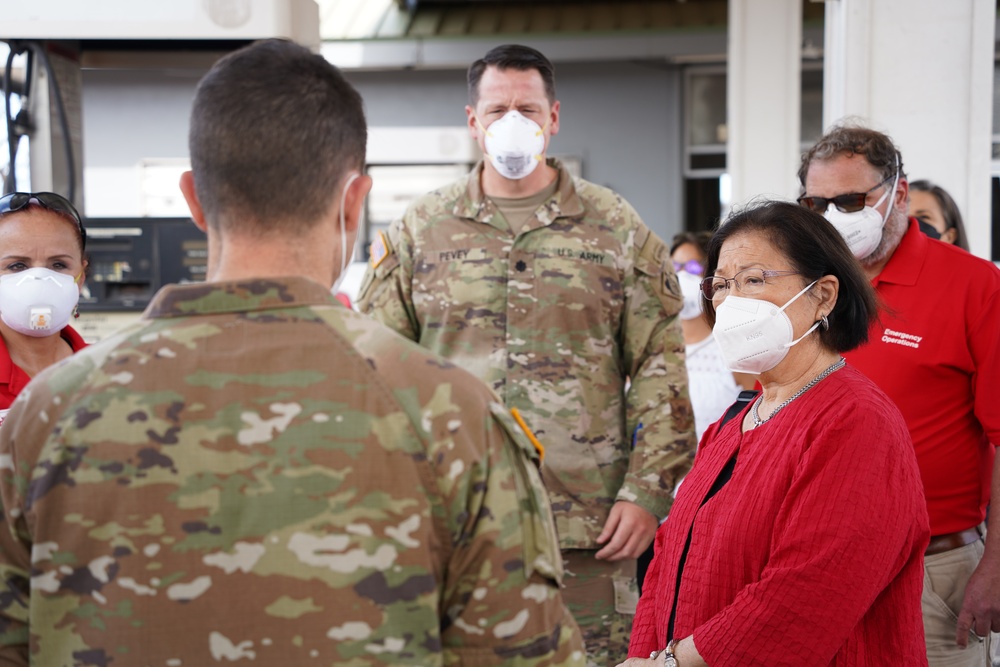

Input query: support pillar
[727,0,803,208]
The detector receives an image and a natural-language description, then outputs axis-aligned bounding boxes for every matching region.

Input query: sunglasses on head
[0,192,86,250]
[797,172,896,214]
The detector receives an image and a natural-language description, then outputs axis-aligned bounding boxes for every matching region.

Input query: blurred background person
[908,179,970,251]
[622,201,929,667]
[670,231,755,442]
[0,191,87,424]
[908,179,969,250]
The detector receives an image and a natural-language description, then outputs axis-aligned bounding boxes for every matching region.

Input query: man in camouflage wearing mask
[0,39,583,667]
[357,44,695,666]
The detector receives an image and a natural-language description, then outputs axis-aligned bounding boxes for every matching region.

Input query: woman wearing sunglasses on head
[0,192,88,425]
[618,200,929,667]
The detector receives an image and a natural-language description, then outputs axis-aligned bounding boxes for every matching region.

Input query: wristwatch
[649,640,679,667]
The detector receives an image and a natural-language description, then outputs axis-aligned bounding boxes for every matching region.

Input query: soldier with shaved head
[0,39,583,666]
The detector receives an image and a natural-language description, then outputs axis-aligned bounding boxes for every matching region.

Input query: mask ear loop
[473,114,497,163]
[876,152,901,224]
[778,280,821,349]
[336,173,362,290]
[533,116,548,163]
[474,114,491,136]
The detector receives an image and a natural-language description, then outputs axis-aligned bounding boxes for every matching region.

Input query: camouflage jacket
[358,160,695,549]
[0,277,583,666]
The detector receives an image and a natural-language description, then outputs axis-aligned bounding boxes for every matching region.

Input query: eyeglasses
[673,259,705,276]
[0,192,86,250]
[700,268,801,300]
[797,172,895,214]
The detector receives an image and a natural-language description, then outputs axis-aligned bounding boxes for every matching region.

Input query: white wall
[823,0,996,258]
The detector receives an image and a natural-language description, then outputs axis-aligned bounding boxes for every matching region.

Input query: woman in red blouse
[620,201,929,666]
[0,192,88,424]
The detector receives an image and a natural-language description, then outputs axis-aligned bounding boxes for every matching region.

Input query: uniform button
[515,260,527,272]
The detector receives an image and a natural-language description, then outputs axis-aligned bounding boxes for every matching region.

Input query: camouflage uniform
[0,277,584,667]
[358,160,696,665]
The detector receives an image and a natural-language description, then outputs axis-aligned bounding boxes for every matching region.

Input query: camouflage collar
[453,158,586,224]
[144,277,337,319]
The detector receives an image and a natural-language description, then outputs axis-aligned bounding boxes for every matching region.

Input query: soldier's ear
[341,174,373,233]
[179,171,208,233]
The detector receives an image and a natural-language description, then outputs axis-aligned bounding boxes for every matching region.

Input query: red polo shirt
[844,219,1000,535]
[0,326,88,420]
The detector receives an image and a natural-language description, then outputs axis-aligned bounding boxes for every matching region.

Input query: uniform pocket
[613,574,639,615]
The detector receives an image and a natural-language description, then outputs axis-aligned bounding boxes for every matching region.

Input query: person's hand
[955,552,1000,646]
[595,501,657,561]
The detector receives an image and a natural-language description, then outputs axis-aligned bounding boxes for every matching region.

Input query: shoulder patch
[369,231,391,269]
[510,407,544,463]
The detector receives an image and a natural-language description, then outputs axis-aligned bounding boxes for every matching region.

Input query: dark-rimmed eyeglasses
[673,259,705,276]
[700,268,801,300]
[0,192,86,250]
[797,172,895,214]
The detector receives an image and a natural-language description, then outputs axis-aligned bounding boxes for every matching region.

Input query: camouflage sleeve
[356,217,420,341]
[435,401,583,666]
[0,466,30,665]
[619,224,696,520]
[0,383,56,665]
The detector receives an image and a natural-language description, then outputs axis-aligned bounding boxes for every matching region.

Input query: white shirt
[685,335,742,443]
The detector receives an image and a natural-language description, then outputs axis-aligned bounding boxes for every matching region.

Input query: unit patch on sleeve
[369,230,391,269]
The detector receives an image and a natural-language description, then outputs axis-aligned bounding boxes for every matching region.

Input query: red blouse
[629,365,929,666]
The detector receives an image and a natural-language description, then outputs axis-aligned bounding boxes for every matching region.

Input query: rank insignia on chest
[370,231,391,268]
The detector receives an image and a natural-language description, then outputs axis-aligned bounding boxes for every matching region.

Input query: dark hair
[189,39,367,235]
[909,179,970,251]
[0,191,86,255]
[704,200,879,353]
[798,122,905,187]
[670,231,713,259]
[468,44,556,106]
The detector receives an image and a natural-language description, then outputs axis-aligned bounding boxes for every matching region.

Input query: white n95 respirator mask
[712,281,819,374]
[823,167,900,261]
[0,268,80,337]
[481,110,546,180]
[677,270,704,321]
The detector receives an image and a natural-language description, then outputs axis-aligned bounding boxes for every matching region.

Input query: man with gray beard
[798,124,1000,667]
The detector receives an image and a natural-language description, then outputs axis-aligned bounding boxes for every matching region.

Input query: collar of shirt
[872,217,926,288]
[144,276,337,319]
[0,325,87,397]
[453,157,586,224]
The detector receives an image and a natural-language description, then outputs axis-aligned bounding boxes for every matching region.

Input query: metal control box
[80,217,207,312]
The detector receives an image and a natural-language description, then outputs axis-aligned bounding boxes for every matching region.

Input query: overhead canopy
[316,0,734,41]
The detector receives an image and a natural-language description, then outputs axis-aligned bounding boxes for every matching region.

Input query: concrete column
[727,0,803,208]
[823,0,995,258]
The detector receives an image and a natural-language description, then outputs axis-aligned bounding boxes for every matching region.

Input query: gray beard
[861,208,908,269]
